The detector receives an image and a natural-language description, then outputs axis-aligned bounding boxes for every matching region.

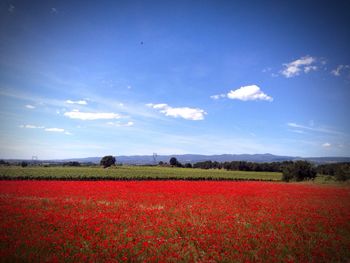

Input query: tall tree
[100,155,116,168]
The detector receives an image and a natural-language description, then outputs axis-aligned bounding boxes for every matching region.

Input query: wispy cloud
[8,4,15,13]
[146,103,206,120]
[289,129,305,134]
[287,122,342,135]
[281,56,318,78]
[0,88,67,109]
[45,128,65,132]
[25,104,35,109]
[304,65,317,73]
[0,87,159,121]
[262,67,272,73]
[331,65,350,76]
[210,94,226,100]
[64,109,122,120]
[262,67,279,77]
[107,121,134,127]
[227,85,273,101]
[19,125,44,129]
[65,99,88,105]
[19,125,71,135]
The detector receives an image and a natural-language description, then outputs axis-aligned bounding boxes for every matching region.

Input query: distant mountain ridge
[57,154,350,165]
[4,154,349,165]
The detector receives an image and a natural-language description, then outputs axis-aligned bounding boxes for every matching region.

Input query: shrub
[334,164,350,181]
[63,161,81,167]
[184,163,192,168]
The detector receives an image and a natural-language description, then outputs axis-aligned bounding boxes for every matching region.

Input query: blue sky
[0,0,349,159]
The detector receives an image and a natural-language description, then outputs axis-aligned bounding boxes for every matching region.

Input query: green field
[0,166,282,181]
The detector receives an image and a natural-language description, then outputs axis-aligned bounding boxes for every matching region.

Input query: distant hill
[56,154,350,165]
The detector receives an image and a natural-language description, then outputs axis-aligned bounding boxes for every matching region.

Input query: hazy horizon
[1,0,350,159]
[3,152,350,161]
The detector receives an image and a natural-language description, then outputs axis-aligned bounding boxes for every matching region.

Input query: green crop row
[0,166,282,181]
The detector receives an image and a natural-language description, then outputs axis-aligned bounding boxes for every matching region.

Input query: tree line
[189,160,317,182]
[316,162,350,181]
[192,160,286,172]
[167,158,350,182]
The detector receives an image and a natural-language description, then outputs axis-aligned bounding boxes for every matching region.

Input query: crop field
[0,166,282,181]
[0,181,349,262]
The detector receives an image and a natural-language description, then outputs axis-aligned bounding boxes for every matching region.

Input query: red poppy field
[0,181,349,262]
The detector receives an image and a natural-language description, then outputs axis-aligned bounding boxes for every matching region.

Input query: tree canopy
[100,155,116,168]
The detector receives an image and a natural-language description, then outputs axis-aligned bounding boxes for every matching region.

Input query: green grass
[0,166,282,181]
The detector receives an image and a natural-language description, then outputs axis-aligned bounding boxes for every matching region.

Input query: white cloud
[19,125,44,129]
[226,85,273,102]
[65,131,73,135]
[45,128,65,132]
[64,109,121,120]
[322,142,331,148]
[125,121,134,127]
[147,103,206,120]
[281,56,317,78]
[210,94,226,100]
[65,100,88,105]
[107,121,134,127]
[331,65,350,76]
[51,7,57,14]
[25,104,35,109]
